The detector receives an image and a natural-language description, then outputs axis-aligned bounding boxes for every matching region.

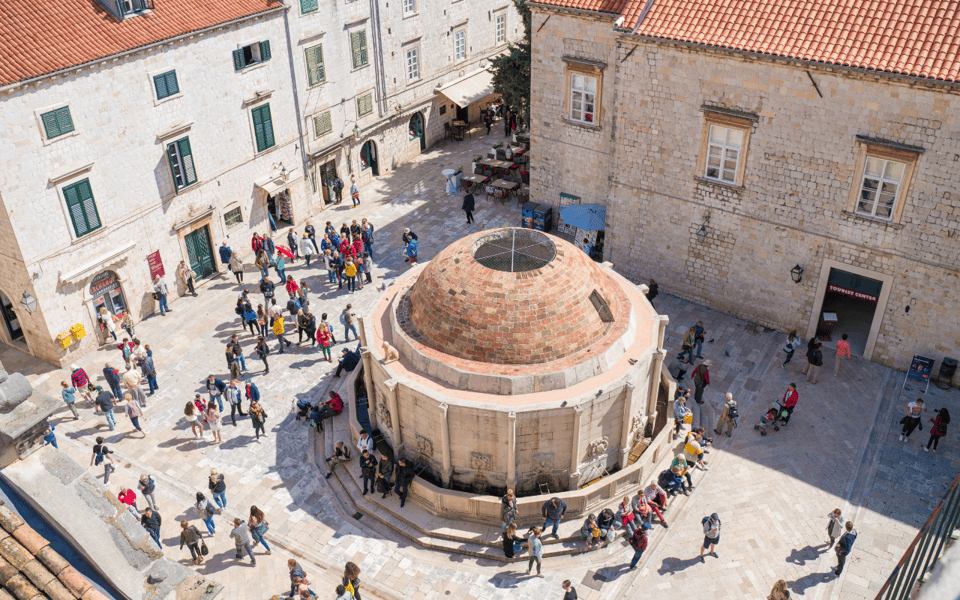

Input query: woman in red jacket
[926,408,950,453]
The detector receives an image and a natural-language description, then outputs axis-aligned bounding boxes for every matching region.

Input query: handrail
[876,471,960,600]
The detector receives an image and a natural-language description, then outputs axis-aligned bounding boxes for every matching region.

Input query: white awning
[59,240,138,284]
[254,167,302,196]
[437,68,495,108]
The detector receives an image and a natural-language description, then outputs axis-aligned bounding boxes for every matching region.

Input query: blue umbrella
[560,203,607,231]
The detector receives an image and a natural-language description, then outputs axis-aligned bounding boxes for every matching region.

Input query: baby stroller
[295,400,312,421]
[754,400,789,436]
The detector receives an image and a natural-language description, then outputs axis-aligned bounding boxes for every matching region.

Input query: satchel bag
[200,540,209,556]
[151,292,160,300]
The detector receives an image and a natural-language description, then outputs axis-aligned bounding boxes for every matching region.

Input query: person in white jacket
[300,233,317,267]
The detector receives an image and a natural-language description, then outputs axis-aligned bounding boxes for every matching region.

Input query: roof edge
[619,32,960,89]
[528,2,623,20]
[0,3,287,92]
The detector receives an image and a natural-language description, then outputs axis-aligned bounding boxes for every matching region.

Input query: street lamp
[20,291,38,314]
[696,225,707,244]
[790,264,804,283]
[353,125,361,140]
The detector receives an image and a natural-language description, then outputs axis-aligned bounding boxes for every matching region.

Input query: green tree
[490,0,532,125]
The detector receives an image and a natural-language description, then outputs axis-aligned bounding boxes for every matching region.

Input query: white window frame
[569,73,596,125]
[223,205,244,230]
[454,28,466,62]
[402,0,416,16]
[704,124,744,185]
[34,102,79,145]
[495,12,507,45]
[855,156,906,220]
[405,45,420,81]
[313,110,333,139]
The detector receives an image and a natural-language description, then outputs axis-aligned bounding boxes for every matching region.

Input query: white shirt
[357,435,374,454]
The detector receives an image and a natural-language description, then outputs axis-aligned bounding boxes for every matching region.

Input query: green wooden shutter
[63,179,100,237]
[305,45,325,86]
[351,32,368,68]
[166,142,181,188]
[154,73,169,99]
[164,71,179,96]
[56,107,74,135]
[252,105,275,152]
[177,137,197,185]
[300,0,317,13]
[232,49,245,71]
[314,111,331,137]
[260,40,271,62]
[41,107,74,139]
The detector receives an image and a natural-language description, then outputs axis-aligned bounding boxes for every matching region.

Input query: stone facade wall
[0,12,300,365]
[529,7,960,371]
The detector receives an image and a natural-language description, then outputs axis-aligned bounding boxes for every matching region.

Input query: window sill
[237,62,269,75]
[42,129,79,147]
[841,210,904,229]
[254,144,279,158]
[694,175,744,192]
[351,64,370,73]
[154,92,183,107]
[561,117,601,131]
[402,11,418,19]
[174,182,199,195]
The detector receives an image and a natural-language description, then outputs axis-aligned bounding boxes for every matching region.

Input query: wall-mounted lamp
[696,225,707,244]
[790,264,804,283]
[353,125,361,140]
[20,291,38,314]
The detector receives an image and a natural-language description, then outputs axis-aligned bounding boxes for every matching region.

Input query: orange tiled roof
[622,0,960,82]
[532,0,630,14]
[0,0,282,86]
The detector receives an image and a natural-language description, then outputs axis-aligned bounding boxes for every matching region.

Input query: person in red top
[316,324,333,362]
[834,333,851,377]
[70,364,89,390]
[781,383,799,425]
[118,488,139,514]
[311,391,344,431]
[251,233,263,253]
[338,238,353,259]
[351,235,364,260]
[285,276,299,296]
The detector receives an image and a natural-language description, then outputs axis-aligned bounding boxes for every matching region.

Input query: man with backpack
[692,360,711,405]
[332,176,344,204]
[90,436,115,483]
[699,513,721,562]
[714,393,738,437]
[834,521,857,575]
[628,522,652,570]
[804,338,824,384]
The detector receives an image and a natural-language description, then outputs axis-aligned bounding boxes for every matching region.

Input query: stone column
[655,315,669,349]
[384,379,402,455]
[439,402,453,488]
[507,411,517,491]
[358,348,378,432]
[647,350,667,415]
[619,382,638,467]
[569,405,584,490]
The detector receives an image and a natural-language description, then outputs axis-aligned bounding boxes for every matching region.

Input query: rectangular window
[856,157,905,219]
[569,73,596,124]
[117,0,152,16]
[313,111,332,138]
[454,29,466,62]
[496,13,506,44]
[705,124,743,184]
[166,137,198,190]
[153,70,180,100]
[251,104,276,152]
[356,93,373,118]
[224,207,243,228]
[402,0,415,15]
[406,46,420,81]
[351,31,369,69]
[62,179,102,238]
[300,0,318,14]
[233,41,271,71]
[41,107,75,139]
[305,44,326,86]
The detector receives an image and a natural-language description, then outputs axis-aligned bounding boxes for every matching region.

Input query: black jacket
[340,351,361,372]
[542,498,568,520]
[378,459,394,479]
[260,280,276,297]
[462,193,475,212]
[396,463,415,485]
[141,511,162,533]
[208,474,226,494]
[95,391,115,411]
[360,454,378,475]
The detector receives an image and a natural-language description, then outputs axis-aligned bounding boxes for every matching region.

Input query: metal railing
[876,472,960,600]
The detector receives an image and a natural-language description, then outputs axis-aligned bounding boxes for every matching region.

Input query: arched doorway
[0,291,24,342]
[409,112,426,153]
[89,270,128,321]
[360,140,379,176]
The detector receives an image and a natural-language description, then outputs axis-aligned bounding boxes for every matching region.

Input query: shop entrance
[184,226,216,279]
[360,141,379,176]
[409,112,426,153]
[90,271,127,322]
[319,161,338,205]
[456,104,469,123]
[816,268,882,357]
[0,292,24,342]
[267,189,293,230]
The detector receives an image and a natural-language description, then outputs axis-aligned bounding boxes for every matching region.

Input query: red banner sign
[828,283,878,303]
[147,251,165,279]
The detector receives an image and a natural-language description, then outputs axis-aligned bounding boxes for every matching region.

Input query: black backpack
[727,403,739,420]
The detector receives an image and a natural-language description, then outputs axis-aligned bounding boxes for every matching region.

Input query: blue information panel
[903,355,935,393]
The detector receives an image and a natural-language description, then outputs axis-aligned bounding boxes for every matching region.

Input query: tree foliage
[490,0,532,123]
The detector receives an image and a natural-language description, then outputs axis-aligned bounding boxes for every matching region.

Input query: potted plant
[472,156,483,174]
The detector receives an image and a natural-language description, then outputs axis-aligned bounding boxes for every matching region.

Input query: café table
[460,174,489,196]
[490,179,519,203]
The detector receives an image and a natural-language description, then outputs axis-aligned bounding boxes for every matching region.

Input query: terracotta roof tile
[533,0,630,15]
[0,0,282,86]
[621,0,960,82]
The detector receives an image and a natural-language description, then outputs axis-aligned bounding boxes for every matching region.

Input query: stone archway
[409,112,426,153]
[360,140,379,177]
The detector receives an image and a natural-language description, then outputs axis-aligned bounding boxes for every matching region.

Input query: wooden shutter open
[260,40,271,62]
[233,49,245,71]
[178,137,197,185]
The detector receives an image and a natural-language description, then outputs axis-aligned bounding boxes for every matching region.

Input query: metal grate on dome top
[472,229,556,273]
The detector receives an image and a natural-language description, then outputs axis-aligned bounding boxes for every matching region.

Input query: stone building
[529,0,960,373]
[290,0,523,204]
[356,228,675,521]
[0,0,301,365]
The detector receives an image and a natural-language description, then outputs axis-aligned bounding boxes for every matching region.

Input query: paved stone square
[3,131,958,600]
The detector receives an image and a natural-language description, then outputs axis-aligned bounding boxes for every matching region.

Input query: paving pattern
[3,128,958,600]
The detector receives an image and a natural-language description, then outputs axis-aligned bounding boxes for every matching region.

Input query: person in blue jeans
[342,305,359,341]
[693,321,706,358]
[208,469,227,508]
[95,389,117,430]
[628,523,651,569]
[195,492,218,535]
[541,497,568,538]
[153,276,170,315]
[140,508,162,548]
